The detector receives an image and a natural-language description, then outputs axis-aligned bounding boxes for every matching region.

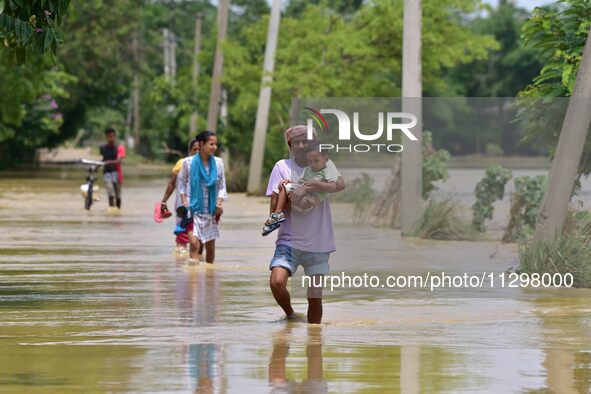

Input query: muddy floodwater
[0,168,590,393]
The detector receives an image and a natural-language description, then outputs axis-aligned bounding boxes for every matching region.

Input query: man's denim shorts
[269,244,330,276]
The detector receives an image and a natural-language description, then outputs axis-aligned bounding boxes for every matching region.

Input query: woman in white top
[178,131,228,263]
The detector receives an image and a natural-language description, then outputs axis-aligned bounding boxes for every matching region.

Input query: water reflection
[1,172,591,393]
[269,325,327,393]
[184,343,223,393]
[535,298,591,393]
[175,264,221,326]
[176,265,225,393]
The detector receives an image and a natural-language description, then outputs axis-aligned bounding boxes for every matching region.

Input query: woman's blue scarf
[189,155,218,216]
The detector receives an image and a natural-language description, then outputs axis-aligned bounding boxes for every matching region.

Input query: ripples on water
[0,169,589,393]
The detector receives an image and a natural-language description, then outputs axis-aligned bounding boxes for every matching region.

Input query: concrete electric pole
[247,0,282,194]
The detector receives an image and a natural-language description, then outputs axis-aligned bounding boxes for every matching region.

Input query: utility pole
[169,30,177,79]
[163,28,177,79]
[163,28,170,78]
[132,32,141,153]
[189,14,203,137]
[400,0,423,235]
[207,0,230,132]
[533,27,591,242]
[247,0,282,194]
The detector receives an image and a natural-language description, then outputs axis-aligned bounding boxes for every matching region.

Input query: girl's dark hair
[196,130,216,144]
[187,138,199,154]
[104,127,116,135]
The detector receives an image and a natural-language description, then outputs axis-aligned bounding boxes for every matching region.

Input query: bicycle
[80,159,105,210]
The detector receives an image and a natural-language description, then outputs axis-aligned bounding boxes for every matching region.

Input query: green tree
[0,60,74,167]
[0,0,70,63]
[56,0,144,143]
[518,0,591,177]
[137,0,217,157]
[223,0,497,173]
[521,0,591,97]
[441,1,543,155]
[446,0,541,97]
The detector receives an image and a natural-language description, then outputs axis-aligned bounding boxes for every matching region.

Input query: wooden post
[533,27,591,242]
[189,14,202,137]
[206,0,230,132]
[400,0,423,235]
[247,0,282,194]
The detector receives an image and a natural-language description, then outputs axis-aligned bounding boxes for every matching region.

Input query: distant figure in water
[100,127,125,211]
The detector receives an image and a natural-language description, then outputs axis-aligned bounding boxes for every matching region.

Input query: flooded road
[0,168,590,393]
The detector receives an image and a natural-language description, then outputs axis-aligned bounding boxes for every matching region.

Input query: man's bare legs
[270,267,295,317]
[270,268,323,323]
[307,275,324,324]
[307,299,323,324]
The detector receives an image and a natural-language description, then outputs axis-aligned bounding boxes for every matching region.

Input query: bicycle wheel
[85,182,93,210]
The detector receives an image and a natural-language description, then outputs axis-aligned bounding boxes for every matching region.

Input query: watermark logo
[303,106,328,132]
[304,107,419,153]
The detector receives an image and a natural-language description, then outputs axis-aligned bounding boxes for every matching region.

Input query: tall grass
[410,199,479,241]
[518,211,591,288]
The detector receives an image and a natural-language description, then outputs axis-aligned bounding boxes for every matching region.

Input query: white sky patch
[482,0,554,9]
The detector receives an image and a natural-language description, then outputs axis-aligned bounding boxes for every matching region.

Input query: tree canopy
[0,0,70,63]
[0,0,556,175]
[518,0,591,177]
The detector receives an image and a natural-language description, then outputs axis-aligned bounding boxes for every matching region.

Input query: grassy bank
[518,212,591,288]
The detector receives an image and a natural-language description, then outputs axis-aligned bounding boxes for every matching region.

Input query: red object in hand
[161,205,172,219]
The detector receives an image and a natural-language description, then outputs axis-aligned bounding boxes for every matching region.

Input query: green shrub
[485,143,503,156]
[518,210,591,288]
[503,175,547,242]
[422,131,451,198]
[411,199,479,241]
[472,165,512,232]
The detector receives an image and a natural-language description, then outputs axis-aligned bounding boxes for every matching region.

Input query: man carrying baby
[266,125,345,324]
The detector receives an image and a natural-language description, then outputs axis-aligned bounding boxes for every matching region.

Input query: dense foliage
[422,131,451,198]
[0,59,73,164]
[472,165,512,232]
[0,0,549,175]
[518,0,591,176]
[504,175,548,241]
[0,0,70,63]
[224,0,498,169]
